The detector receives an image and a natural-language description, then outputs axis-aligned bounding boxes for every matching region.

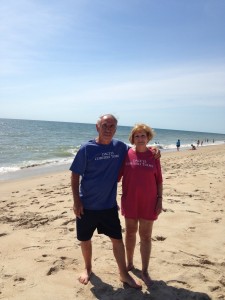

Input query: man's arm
[71,172,83,219]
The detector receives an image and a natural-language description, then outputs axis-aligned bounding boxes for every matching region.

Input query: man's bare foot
[78,269,92,285]
[141,272,153,287]
[120,273,142,289]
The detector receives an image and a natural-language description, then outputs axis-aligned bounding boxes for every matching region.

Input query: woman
[119,124,163,286]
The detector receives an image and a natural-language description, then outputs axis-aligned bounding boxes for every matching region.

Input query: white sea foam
[0,166,20,174]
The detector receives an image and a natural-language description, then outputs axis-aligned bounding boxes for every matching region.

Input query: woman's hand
[155,197,163,215]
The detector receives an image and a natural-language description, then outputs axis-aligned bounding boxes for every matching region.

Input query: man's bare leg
[111,238,141,289]
[125,219,138,271]
[79,240,92,284]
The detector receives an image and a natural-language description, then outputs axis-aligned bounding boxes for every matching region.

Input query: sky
[1,0,225,134]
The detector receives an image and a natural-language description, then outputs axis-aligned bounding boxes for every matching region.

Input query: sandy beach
[0,145,225,300]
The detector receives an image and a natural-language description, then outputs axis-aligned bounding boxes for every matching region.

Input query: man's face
[96,116,117,144]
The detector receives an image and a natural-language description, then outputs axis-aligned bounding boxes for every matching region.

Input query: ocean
[1,118,225,181]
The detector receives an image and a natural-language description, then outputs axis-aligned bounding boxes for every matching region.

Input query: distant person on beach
[176,139,180,151]
[119,123,163,287]
[70,114,160,288]
[190,144,197,150]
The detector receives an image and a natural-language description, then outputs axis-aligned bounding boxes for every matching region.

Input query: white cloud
[60,63,225,109]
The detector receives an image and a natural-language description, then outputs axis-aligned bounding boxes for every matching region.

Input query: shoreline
[1,143,224,183]
[0,162,72,183]
[0,144,225,299]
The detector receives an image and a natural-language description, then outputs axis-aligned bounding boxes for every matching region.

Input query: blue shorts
[76,206,122,241]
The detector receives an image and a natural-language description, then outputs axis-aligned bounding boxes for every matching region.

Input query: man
[70,114,159,288]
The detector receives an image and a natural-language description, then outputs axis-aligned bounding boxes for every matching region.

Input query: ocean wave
[0,157,73,176]
[0,166,20,174]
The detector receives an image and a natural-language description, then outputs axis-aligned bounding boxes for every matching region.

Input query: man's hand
[149,146,161,159]
[73,200,84,219]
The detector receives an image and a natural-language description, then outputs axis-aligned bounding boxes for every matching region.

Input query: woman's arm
[156,183,163,216]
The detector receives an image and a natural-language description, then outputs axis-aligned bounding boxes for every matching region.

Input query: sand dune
[0,145,225,299]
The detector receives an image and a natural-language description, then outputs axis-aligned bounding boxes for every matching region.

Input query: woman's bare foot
[120,273,142,289]
[78,269,92,285]
[141,272,153,287]
[126,263,134,271]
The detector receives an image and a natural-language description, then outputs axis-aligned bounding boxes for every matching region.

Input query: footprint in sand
[14,276,26,282]
[212,218,221,223]
[61,219,74,226]
[186,210,200,214]
[46,266,58,276]
[166,279,189,287]
[0,232,8,237]
[209,285,220,292]
[35,254,51,262]
[163,208,174,213]
[218,276,225,287]
[187,226,196,232]
[152,235,167,241]
[46,257,78,276]
[182,257,215,270]
[199,258,215,266]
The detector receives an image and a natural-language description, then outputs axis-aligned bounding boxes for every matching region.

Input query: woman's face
[133,130,148,146]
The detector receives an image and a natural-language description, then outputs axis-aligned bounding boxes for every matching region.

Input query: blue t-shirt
[70,139,128,210]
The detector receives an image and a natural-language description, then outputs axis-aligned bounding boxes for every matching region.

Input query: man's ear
[96,124,99,132]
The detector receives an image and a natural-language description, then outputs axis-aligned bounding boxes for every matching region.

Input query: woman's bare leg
[139,219,154,286]
[110,237,141,289]
[125,218,138,270]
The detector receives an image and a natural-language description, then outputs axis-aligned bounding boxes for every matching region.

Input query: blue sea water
[1,118,225,181]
